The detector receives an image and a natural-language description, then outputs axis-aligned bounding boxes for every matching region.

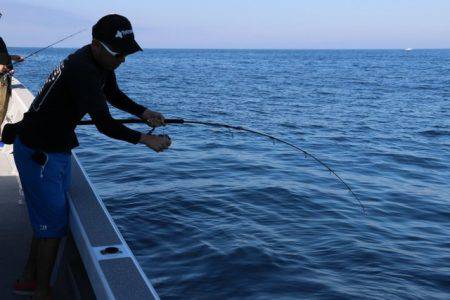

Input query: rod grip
[165,118,184,124]
[78,118,185,125]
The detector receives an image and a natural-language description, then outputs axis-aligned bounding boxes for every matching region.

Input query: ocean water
[10,47,450,299]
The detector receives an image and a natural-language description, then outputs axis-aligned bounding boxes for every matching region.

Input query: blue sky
[2,0,450,49]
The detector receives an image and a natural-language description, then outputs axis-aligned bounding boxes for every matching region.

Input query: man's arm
[90,109,171,152]
[67,67,141,144]
[90,108,142,144]
[104,72,146,115]
[10,55,24,62]
[104,72,165,127]
[68,68,170,152]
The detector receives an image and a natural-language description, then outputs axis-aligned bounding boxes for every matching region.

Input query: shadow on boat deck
[0,175,33,300]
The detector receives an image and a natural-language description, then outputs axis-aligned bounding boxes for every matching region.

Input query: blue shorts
[13,137,71,238]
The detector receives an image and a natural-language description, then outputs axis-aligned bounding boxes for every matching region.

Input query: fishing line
[79,117,366,214]
[16,28,87,64]
[1,28,87,78]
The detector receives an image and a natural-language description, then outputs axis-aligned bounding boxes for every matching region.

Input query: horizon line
[8,46,450,51]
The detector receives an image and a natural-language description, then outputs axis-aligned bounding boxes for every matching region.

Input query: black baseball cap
[92,14,142,55]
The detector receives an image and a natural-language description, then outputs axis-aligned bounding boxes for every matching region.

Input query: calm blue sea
[10,47,450,299]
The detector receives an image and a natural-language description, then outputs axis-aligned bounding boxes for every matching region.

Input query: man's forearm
[106,88,146,117]
[91,113,142,144]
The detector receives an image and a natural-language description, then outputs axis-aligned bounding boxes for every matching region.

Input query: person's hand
[0,64,9,73]
[139,134,171,152]
[142,109,165,128]
[11,55,24,62]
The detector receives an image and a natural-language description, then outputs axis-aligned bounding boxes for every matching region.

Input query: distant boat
[405,48,413,51]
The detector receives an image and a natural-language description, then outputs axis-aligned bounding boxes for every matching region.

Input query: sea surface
[10,47,450,299]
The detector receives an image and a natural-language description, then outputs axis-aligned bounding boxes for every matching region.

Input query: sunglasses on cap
[99,40,125,58]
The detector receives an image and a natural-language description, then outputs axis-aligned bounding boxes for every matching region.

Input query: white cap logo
[115,29,133,39]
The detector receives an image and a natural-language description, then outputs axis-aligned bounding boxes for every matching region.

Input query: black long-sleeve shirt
[19,45,145,152]
[0,37,13,69]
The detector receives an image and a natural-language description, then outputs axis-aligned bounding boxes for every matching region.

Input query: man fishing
[12,14,171,299]
[1,12,25,125]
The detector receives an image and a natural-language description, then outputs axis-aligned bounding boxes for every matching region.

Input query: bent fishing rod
[79,117,366,215]
[1,29,87,78]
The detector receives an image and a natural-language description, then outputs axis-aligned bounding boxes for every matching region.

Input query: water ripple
[13,48,450,300]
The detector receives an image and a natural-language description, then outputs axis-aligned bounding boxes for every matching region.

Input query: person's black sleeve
[0,38,6,52]
[103,72,146,117]
[0,37,12,69]
[90,110,141,144]
[68,68,141,144]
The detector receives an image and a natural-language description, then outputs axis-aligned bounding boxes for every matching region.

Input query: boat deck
[0,147,33,299]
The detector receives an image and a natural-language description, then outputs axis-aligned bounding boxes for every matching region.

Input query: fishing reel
[147,125,170,141]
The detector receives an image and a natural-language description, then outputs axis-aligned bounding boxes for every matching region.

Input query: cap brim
[122,39,142,55]
[110,38,142,56]
[127,39,142,54]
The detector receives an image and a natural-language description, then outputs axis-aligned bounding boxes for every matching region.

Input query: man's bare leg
[34,237,61,300]
[18,236,38,282]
